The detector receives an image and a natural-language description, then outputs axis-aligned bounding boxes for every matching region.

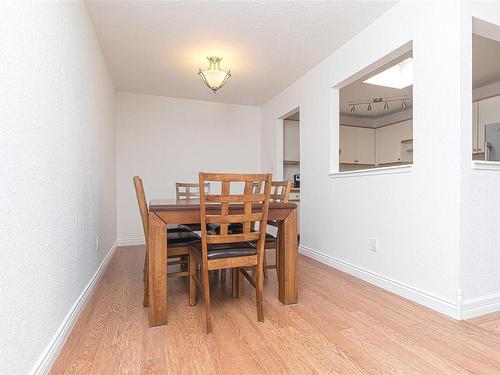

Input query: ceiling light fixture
[363,57,413,89]
[347,96,410,114]
[198,56,231,93]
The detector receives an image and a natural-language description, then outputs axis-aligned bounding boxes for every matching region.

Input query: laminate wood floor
[51,245,500,374]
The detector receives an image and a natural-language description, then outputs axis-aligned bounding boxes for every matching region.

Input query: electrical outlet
[370,238,378,252]
[95,236,99,252]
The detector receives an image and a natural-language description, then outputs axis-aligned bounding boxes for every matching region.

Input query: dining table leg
[278,207,298,304]
[148,212,168,326]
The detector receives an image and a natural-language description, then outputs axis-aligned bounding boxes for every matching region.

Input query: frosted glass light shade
[198,56,231,93]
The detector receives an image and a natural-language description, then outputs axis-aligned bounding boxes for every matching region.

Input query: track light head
[367,103,372,112]
[384,102,389,111]
[350,105,355,113]
[402,99,407,109]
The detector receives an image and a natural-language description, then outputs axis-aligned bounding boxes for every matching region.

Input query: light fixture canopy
[198,56,231,93]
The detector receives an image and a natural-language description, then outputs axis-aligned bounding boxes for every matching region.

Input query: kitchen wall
[116,92,261,244]
[261,1,464,318]
[0,2,116,374]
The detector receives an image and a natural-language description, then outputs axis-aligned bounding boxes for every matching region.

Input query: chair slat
[205,194,266,203]
[205,213,263,224]
[206,231,261,244]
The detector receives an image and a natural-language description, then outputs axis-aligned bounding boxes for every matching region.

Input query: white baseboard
[463,292,500,319]
[29,241,118,375]
[117,236,144,247]
[299,245,460,320]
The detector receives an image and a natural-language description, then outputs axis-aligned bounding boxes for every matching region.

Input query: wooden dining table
[147,198,298,327]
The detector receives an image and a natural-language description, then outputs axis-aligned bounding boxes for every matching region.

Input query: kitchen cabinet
[283,120,300,161]
[339,126,356,163]
[477,95,500,154]
[376,120,413,165]
[473,101,478,154]
[339,126,375,164]
[356,127,376,164]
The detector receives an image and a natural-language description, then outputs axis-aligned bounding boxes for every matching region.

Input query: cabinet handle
[473,148,477,152]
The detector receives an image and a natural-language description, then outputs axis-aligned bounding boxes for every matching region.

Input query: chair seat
[167,224,194,232]
[167,230,200,245]
[189,240,257,260]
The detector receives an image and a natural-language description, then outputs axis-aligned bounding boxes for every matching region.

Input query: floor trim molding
[30,240,118,375]
[117,236,144,247]
[299,245,460,320]
[463,292,500,319]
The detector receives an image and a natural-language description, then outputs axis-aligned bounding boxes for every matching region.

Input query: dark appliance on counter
[293,174,300,188]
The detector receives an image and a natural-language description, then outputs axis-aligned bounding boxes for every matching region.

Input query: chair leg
[232,268,239,297]
[143,251,149,307]
[189,251,197,306]
[221,269,227,284]
[255,264,264,322]
[201,265,213,333]
[263,250,269,279]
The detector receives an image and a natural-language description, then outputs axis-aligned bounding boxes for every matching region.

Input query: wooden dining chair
[133,176,200,307]
[188,172,272,333]
[263,180,292,278]
[227,180,291,279]
[175,182,211,231]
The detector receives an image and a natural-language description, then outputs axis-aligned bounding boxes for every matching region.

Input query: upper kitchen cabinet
[472,101,478,154]
[283,119,300,161]
[376,120,413,165]
[339,126,375,165]
[477,95,500,154]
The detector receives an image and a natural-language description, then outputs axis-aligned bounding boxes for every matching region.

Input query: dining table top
[149,198,297,212]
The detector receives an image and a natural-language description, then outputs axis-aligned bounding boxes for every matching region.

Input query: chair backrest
[175,182,210,200]
[133,176,149,243]
[198,173,272,256]
[270,180,292,202]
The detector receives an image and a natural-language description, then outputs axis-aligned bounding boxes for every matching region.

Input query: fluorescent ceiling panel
[364,58,413,89]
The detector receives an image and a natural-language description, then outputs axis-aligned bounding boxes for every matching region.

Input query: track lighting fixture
[347,96,410,114]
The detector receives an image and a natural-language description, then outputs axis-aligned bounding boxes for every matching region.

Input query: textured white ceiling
[85,1,396,106]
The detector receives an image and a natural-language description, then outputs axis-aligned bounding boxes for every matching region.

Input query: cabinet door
[478,95,500,153]
[339,126,356,163]
[376,124,401,164]
[400,120,413,141]
[355,127,375,164]
[472,101,478,154]
[283,120,300,160]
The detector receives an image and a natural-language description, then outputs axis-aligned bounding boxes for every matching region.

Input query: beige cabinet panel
[400,120,413,141]
[472,101,478,154]
[355,127,375,164]
[283,120,300,161]
[376,124,401,164]
[478,95,500,153]
[339,126,356,163]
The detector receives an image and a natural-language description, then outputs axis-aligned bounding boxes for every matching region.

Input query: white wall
[0,2,116,374]
[460,3,500,318]
[116,92,261,243]
[261,1,464,318]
